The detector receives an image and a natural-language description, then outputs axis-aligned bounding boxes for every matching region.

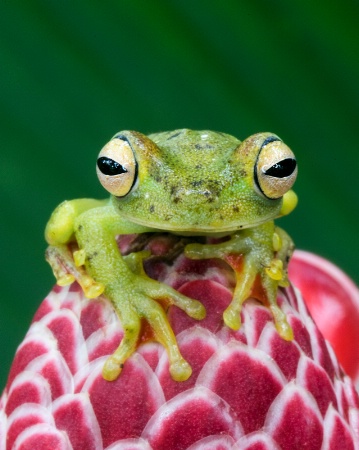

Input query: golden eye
[255,136,298,199]
[96,136,137,197]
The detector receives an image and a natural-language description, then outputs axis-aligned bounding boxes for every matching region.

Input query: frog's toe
[261,269,294,341]
[139,295,193,381]
[223,305,241,330]
[169,358,192,382]
[265,258,284,281]
[105,291,194,382]
[270,304,294,341]
[102,356,124,381]
[185,242,224,260]
[186,299,206,319]
[170,291,206,320]
[146,280,206,320]
[80,275,105,299]
[277,321,294,341]
[46,245,74,285]
[57,273,76,286]
[102,314,142,381]
[123,250,151,275]
[46,244,105,298]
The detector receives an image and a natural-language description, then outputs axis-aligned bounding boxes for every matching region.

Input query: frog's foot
[186,234,251,329]
[122,250,206,320]
[104,278,205,382]
[185,234,293,341]
[45,245,105,298]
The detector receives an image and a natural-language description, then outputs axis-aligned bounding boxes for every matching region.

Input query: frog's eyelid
[253,135,281,198]
[115,135,139,196]
[261,136,281,148]
[114,134,130,144]
[114,134,139,180]
[112,134,139,195]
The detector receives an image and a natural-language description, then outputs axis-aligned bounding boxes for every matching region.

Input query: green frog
[45,129,298,382]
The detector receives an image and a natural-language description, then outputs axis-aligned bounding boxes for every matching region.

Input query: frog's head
[96,129,297,233]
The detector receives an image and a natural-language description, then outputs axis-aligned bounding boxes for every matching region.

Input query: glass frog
[45,129,298,382]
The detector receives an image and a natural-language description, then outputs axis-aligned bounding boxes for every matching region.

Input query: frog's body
[45,129,298,382]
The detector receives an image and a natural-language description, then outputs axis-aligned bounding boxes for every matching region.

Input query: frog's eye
[255,136,298,199]
[96,136,137,197]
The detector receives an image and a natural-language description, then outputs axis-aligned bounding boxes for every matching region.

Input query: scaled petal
[264,383,323,450]
[52,393,103,450]
[13,423,72,450]
[197,341,285,433]
[322,404,356,450]
[82,354,165,448]
[142,386,243,450]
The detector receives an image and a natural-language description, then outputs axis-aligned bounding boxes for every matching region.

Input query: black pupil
[97,157,127,176]
[264,158,296,178]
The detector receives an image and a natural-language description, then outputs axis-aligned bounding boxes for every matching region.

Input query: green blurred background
[0,1,358,388]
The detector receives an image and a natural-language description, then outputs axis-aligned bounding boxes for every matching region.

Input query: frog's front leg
[185,222,294,340]
[63,203,206,382]
[45,199,110,297]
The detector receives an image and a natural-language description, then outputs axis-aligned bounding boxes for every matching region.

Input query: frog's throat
[119,213,279,236]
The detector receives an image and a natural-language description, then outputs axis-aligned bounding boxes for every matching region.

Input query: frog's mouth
[122,214,279,236]
[117,190,296,235]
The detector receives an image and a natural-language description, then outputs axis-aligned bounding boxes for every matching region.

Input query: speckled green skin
[115,129,283,233]
[45,129,297,382]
